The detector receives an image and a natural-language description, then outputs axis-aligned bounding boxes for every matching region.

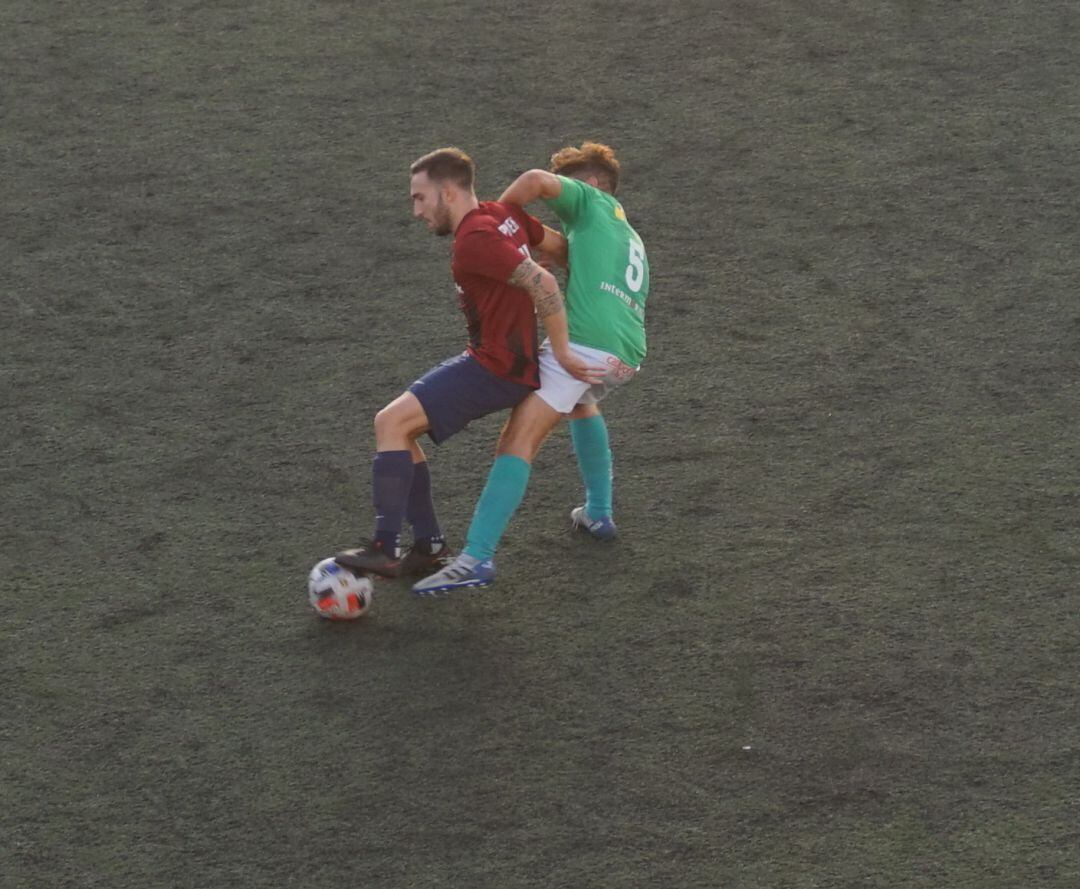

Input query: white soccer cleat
[570,506,618,541]
[411,554,496,597]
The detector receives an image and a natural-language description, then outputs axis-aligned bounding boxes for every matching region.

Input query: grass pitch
[3,1,1078,886]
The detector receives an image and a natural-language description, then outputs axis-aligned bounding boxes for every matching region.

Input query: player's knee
[373,404,400,438]
[497,427,541,462]
[570,403,600,421]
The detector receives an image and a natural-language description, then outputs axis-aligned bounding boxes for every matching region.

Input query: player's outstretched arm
[508,258,604,385]
[499,169,563,206]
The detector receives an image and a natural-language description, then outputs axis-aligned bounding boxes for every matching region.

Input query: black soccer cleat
[398,541,455,577]
[334,541,403,579]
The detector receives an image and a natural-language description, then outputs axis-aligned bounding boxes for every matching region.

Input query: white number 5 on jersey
[625,240,646,293]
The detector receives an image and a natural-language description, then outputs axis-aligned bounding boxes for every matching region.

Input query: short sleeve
[453,225,528,283]
[507,204,545,247]
[544,175,588,224]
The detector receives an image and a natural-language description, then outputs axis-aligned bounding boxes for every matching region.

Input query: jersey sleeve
[454,224,528,283]
[508,204,546,247]
[544,175,588,224]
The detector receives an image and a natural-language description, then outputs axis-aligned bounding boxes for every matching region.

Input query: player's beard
[431,194,453,236]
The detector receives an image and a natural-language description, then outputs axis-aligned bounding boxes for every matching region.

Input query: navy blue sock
[405,460,443,548]
[372,450,414,554]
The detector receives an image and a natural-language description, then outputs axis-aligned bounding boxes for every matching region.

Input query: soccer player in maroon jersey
[335,147,601,579]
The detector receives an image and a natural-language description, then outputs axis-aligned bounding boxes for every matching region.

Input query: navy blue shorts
[409,352,535,445]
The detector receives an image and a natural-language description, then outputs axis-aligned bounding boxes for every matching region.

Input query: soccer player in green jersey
[413,142,649,594]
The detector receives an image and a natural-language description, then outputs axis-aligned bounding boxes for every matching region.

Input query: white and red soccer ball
[307,557,373,620]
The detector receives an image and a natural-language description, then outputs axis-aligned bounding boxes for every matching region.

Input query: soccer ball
[307,557,373,620]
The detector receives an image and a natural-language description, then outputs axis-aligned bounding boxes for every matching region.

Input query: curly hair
[548,141,620,194]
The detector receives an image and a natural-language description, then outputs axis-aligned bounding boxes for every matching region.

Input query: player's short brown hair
[410,147,475,191]
[549,141,620,194]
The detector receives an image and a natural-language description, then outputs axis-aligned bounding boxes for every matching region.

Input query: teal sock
[464,455,532,561]
[570,415,613,519]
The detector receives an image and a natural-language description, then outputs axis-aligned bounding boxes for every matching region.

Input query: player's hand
[555,349,607,385]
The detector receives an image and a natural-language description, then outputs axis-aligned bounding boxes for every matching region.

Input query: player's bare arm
[508,256,564,319]
[498,169,563,205]
[508,258,604,385]
[537,225,569,270]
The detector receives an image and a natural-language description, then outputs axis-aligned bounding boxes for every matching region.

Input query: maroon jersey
[451,201,546,387]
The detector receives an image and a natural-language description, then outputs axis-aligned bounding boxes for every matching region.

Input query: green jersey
[544,175,649,367]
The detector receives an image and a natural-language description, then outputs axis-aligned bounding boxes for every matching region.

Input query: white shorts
[535,339,639,414]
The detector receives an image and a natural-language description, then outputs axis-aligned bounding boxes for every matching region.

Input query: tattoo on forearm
[532,280,563,318]
[509,259,565,318]
[507,259,533,290]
